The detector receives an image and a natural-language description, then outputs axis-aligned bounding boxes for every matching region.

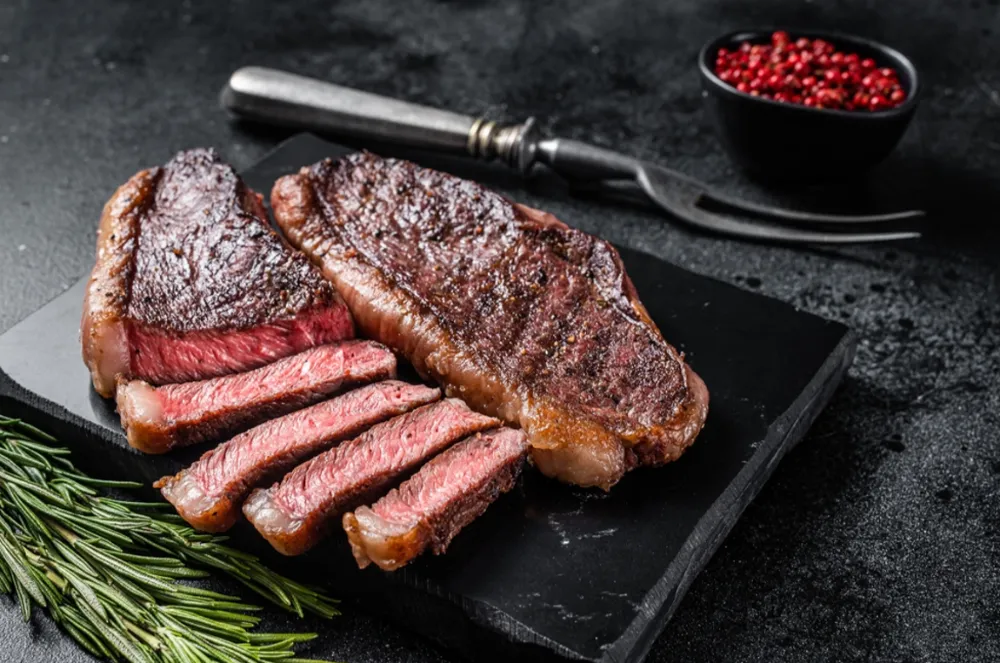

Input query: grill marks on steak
[343,427,527,571]
[117,341,396,454]
[156,381,440,532]
[82,148,354,397]
[243,398,500,555]
[270,152,709,490]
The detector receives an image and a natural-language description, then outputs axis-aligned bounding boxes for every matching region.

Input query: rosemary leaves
[0,414,337,663]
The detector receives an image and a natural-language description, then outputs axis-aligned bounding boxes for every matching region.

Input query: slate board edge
[606,329,858,663]
[0,355,151,483]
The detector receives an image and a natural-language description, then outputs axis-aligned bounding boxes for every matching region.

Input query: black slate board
[0,134,855,663]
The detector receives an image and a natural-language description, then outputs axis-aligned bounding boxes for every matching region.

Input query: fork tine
[672,206,922,244]
[577,179,922,244]
[632,162,926,227]
[698,189,927,226]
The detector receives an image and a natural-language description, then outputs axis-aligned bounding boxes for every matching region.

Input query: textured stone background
[0,1,998,662]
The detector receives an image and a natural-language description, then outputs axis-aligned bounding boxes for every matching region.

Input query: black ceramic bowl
[698,29,920,182]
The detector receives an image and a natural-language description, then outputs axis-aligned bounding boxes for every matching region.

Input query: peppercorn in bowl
[698,29,920,182]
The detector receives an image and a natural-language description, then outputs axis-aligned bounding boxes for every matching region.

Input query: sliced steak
[243,398,499,555]
[271,152,709,490]
[156,381,440,532]
[343,427,528,571]
[117,341,395,454]
[82,148,354,398]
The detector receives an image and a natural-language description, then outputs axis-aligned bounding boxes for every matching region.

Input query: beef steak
[243,398,499,555]
[156,380,440,532]
[117,341,396,454]
[82,148,354,397]
[343,427,528,571]
[271,152,709,490]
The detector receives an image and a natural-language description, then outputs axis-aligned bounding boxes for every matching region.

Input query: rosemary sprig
[0,415,338,663]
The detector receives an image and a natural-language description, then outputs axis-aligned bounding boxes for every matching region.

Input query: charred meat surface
[156,380,440,532]
[82,148,354,397]
[243,398,499,555]
[271,152,709,490]
[117,341,396,454]
[344,427,528,571]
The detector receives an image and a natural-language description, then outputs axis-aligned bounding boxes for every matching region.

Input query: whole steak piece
[81,148,354,398]
[271,152,709,490]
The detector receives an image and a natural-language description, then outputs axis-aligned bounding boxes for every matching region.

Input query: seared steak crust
[271,152,708,489]
[127,149,337,332]
[82,149,353,396]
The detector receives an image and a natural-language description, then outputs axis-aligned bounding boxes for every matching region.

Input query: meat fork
[222,67,923,244]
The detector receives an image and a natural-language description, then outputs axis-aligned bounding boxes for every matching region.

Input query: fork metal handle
[223,67,478,154]
[223,66,537,169]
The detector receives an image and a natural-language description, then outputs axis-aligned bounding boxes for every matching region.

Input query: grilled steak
[244,398,499,555]
[271,152,709,490]
[82,148,354,398]
[343,427,528,571]
[156,381,440,532]
[117,341,396,454]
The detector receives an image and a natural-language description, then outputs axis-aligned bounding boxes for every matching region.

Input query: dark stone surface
[0,1,996,663]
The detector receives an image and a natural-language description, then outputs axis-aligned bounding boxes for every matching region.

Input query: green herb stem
[0,417,339,662]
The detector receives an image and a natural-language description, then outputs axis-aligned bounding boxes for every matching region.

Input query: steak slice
[243,398,499,555]
[81,148,354,398]
[156,381,440,532]
[117,341,396,454]
[271,152,709,490]
[343,427,528,571]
